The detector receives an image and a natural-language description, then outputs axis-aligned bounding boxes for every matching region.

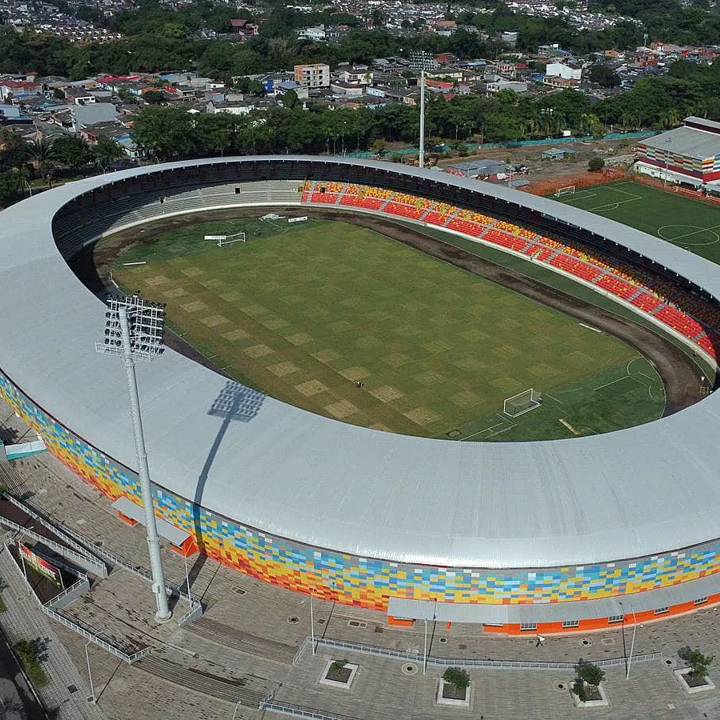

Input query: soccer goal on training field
[503,388,542,418]
[554,185,575,197]
[204,231,246,247]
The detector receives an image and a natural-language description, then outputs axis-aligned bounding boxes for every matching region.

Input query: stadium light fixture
[410,51,436,170]
[96,293,172,622]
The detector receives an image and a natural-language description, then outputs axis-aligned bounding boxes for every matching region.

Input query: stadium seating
[51,178,720,364]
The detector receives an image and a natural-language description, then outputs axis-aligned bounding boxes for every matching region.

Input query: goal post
[204,232,246,247]
[503,388,542,418]
[554,185,575,197]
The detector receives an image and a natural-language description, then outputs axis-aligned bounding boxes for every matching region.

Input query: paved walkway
[0,550,105,720]
[274,647,720,720]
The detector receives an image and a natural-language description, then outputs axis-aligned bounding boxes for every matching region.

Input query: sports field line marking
[578,322,602,333]
[594,375,632,392]
[559,192,598,204]
[559,418,579,435]
[607,185,644,199]
[582,195,642,213]
[544,392,563,404]
[459,414,515,441]
[658,223,720,244]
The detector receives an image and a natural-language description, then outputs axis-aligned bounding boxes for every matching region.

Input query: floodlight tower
[410,51,437,169]
[96,294,172,622]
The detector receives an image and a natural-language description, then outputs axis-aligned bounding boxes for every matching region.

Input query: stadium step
[335,185,349,205]
[649,302,668,316]
[136,654,266,706]
[418,207,432,222]
[442,211,458,227]
[627,288,646,303]
[187,616,298,665]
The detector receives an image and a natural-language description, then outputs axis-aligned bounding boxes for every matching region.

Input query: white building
[339,66,373,85]
[297,25,326,41]
[545,62,582,81]
[486,79,528,94]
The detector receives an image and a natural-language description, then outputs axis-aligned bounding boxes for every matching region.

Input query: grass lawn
[556,180,720,264]
[108,217,664,441]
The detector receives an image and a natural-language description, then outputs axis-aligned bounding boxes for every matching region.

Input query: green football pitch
[106,216,664,442]
[557,181,720,264]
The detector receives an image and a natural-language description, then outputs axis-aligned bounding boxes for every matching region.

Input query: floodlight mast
[419,70,426,169]
[97,296,171,622]
[410,51,436,169]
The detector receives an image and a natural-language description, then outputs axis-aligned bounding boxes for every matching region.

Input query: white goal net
[554,185,575,197]
[503,388,542,418]
[204,232,246,247]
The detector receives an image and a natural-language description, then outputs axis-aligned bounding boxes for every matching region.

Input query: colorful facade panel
[637,144,720,182]
[2,370,720,613]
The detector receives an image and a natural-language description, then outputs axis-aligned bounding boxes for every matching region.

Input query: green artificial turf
[557,180,720,265]
[109,217,664,441]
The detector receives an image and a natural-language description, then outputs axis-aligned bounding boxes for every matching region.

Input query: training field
[106,217,664,441]
[557,181,720,264]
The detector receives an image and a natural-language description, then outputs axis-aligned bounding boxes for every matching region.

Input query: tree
[282,89,299,109]
[143,90,166,105]
[589,63,620,88]
[0,170,23,207]
[27,138,57,180]
[443,667,470,690]
[679,647,714,680]
[575,659,605,689]
[117,87,137,104]
[588,156,605,172]
[93,136,126,171]
[52,135,93,170]
[131,106,198,160]
[0,130,31,170]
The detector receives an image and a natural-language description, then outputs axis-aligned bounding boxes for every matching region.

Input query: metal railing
[3,540,150,664]
[43,607,151,663]
[44,575,90,610]
[260,701,359,720]
[3,493,108,577]
[312,637,661,670]
[58,522,204,624]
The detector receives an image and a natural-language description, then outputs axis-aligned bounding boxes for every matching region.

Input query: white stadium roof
[1,156,720,570]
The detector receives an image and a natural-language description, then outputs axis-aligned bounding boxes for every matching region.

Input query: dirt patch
[435,137,637,183]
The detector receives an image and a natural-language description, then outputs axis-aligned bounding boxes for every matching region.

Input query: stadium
[2,156,720,637]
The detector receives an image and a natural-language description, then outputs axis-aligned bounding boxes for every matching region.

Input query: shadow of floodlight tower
[191,381,266,551]
[95,293,172,622]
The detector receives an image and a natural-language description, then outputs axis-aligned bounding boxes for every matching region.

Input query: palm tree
[93,136,126,172]
[27,138,57,185]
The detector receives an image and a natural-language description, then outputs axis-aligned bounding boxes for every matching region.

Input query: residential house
[229,18,259,38]
[294,64,330,88]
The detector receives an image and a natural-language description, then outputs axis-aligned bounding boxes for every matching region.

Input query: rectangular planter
[572,682,609,708]
[436,678,472,708]
[319,660,358,689]
[674,668,715,694]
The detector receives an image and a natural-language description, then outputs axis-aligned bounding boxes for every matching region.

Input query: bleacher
[300,181,720,359]
[51,177,720,363]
